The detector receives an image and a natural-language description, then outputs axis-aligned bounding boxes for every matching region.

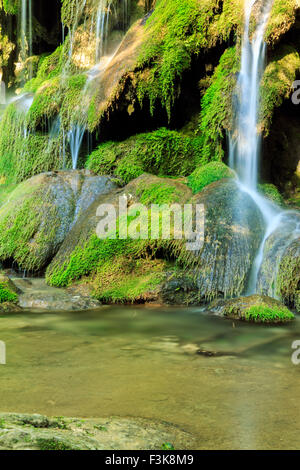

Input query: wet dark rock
[190,179,264,300]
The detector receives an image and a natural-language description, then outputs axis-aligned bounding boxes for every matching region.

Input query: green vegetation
[162,443,175,450]
[244,305,294,323]
[0,281,17,303]
[188,162,235,194]
[36,437,74,451]
[24,46,65,94]
[277,242,300,311]
[0,178,65,271]
[260,45,300,134]
[198,47,240,162]
[137,182,183,205]
[92,257,166,303]
[265,0,298,44]
[258,183,284,205]
[0,0,19,15]
[0,102,63,183]
[86,128,202,183]
[136,0,243,118]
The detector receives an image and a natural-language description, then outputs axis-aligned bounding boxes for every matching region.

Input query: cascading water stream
[20,0,33,82]
[229,0,300,297]
[64,0,130,170]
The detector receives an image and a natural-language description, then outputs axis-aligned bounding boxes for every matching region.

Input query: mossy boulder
[209,294,295,323]
[0,171,117,272]
[257,211,300,308]
[46,176,264,304]
[46,173,192,298]
[86,128,201,184]
[188,162,236,194]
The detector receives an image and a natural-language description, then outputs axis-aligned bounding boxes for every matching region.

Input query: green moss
[277,242,300,310]
[198,47,240,162]
[92,257,165,303]
[36,437,74,451]
[24,46,65,94]
[86,128,201,183]
[1,0,19,14]
[0,24,14,69]
[265,0,298,45]
[260,45,300,135]
[258,183,284,205]
[0,179,64,271]
[0,102,63,184]
[0,183,17,206]
[136,0,243,119]
[0,282,17,303]
[188,162,235,194]
[244,305,294,323]
[28,73,87,130]
[137,182,183,205]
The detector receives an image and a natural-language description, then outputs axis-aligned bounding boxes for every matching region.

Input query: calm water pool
[0,305,299,449]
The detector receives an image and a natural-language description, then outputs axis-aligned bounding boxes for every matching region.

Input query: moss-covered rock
[0,412,193,450]
[86,128,202,184]
[0,171,116,272]
[198,47,240,162]
[277,237,300,312]
[257,212,300,308]
[46,173,192,296]
[46,175,264,304]
[265,0,300,45]
[188,162,236,194]
[135,0,243,119]
[258,183,284,205]
[259,45,300,135]
[209,294,295,323]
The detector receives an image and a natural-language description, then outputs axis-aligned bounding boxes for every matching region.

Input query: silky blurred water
[0,305,300,449]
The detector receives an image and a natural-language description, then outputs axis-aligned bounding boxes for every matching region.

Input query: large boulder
[46,176,265,304]
[0,170,117,272]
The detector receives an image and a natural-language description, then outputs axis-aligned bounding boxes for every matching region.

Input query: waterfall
[20,0,33,81]
[229,0,300,297]
[95,0,113,63]
[65,0,129,169]
[68,124,86,170]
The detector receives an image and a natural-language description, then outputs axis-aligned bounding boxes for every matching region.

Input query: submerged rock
[12,278,101,311]
[0,413,195,450]
[209,294,295,324]
[0,170,117,272]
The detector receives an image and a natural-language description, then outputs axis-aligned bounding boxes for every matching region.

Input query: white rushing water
[229,0,300,296]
